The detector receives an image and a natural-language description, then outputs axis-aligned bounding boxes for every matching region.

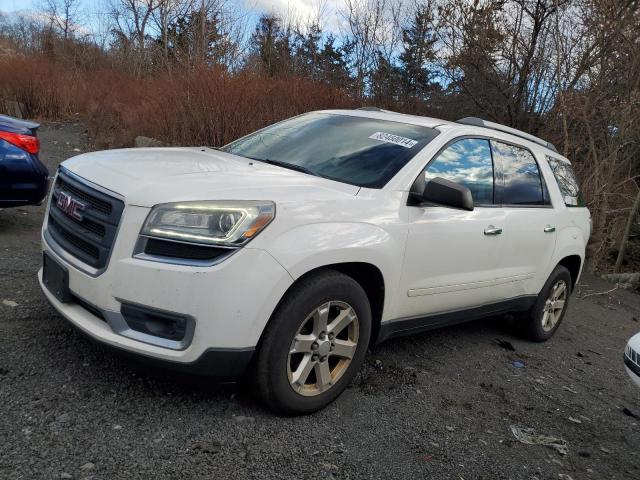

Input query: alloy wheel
[541,280,567,332]
[287,301,359,396]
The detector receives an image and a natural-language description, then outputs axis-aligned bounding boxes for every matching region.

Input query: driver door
[396,138,507,319]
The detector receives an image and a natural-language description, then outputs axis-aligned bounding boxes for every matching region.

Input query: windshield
[221,113,439,188]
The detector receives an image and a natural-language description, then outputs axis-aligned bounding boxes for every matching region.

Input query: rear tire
[519,265,572,342]
[253,269,371,415]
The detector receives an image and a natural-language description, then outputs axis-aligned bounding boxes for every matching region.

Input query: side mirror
[411,176,474,211]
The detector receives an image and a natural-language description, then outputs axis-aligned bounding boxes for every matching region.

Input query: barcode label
[369,132,418,148]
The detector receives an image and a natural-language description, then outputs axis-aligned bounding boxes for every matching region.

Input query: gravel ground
[1,122,639,480]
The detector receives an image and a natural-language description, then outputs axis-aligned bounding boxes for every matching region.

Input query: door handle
[544,225,556,233]
[484,225,503,236]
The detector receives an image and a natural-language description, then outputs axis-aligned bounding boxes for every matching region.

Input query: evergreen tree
[317,35,351,88]
[399,4,437,102]
[155,11,229,67]
[292,23,321,80]
[249,14,292,77]
[371,51,402,107]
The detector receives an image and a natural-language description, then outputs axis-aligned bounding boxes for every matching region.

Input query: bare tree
[40,0,83,44]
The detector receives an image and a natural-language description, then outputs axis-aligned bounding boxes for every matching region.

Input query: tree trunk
[615,186,640,272]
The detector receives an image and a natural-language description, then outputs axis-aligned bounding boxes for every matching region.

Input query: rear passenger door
[491,141,557,298]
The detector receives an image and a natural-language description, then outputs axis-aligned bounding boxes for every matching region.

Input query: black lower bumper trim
[113,345,255,378]
[60,312,254,379]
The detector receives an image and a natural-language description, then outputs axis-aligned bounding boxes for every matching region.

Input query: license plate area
[43,252,72,303]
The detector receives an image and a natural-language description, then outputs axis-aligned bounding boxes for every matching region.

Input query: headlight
[141,201,275,246]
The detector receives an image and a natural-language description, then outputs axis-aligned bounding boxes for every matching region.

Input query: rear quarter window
[491,141,548,206]
[546,156,585,207]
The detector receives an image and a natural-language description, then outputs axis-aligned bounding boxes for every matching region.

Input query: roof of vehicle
[320,108,454,129]
[324,108,567,162]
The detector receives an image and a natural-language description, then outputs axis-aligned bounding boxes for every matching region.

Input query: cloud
[244,0,346,32]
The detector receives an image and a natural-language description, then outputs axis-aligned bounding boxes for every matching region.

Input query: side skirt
[377,295,537,344]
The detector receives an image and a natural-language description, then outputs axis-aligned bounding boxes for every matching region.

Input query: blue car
[0,114,49,208]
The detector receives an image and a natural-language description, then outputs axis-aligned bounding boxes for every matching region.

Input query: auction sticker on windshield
[369,132,418,148]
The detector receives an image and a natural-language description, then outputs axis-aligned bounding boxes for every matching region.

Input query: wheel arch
[259,262,386,349]
[321,262,385,346]
[557,254,582,289]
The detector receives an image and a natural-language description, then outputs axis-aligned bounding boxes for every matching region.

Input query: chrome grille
[627,345,639,367]
[47,169,124,270]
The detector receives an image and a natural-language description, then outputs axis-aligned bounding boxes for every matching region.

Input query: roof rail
[456,117,557,153]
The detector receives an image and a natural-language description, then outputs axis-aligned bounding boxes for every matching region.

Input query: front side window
[423,138,494,204]
[221,113,439,188]
[547,156,585,207]
[492,141,546,205]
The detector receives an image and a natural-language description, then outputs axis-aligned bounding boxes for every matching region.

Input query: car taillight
[0,131,40,154]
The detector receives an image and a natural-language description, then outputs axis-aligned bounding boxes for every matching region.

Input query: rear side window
[492,141,546,205]
[424,138,494,204]
[547,156,585,207]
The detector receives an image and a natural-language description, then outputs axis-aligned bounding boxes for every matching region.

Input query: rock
[601,272,640,289]
[558,475,573,480]
[112,424,123,430]
[79,463,94,471]
[2,300,18,307]
[568,417,582,424]
[60,473,72,479]
[233,415,255,423]
[134,136,166,148]
[445,426,455,432]
[321,462,338,472]
[193,440,222,454]
[57,413,71,423]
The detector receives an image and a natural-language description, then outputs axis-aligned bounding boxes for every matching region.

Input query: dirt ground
[1,122,639,480]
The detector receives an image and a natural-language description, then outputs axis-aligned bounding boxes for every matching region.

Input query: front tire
[254,270,371,415]
[519,265,572,342]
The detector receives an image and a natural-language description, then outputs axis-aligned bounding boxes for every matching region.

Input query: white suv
[40,109,590,414]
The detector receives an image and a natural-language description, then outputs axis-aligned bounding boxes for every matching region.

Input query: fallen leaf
[494,339,515,351]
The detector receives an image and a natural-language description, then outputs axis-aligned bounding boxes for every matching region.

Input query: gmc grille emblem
[56,191,86,221]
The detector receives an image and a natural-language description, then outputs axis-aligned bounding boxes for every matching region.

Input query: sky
[0,0,346,31]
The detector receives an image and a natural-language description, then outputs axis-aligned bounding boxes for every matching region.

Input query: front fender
[266,222,406,321]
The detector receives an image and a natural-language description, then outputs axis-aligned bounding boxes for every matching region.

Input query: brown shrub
[0,56,81,118]
[0,56,356,148]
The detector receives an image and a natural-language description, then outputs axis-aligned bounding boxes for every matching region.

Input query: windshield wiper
[255,158,322,178]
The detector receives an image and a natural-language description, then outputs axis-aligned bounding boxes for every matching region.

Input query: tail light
[0,131,40,154]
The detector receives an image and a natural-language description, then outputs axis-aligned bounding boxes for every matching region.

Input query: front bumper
[40,273,254,377]
[624,353,640,388]
[40,203,293,377]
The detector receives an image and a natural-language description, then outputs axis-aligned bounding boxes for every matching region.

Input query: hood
[61,147,359,206]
